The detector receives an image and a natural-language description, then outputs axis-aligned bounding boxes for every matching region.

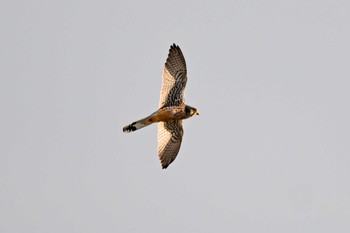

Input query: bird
[123,44,199,169]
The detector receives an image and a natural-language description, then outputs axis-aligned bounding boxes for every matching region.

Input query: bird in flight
[123,44,199,169]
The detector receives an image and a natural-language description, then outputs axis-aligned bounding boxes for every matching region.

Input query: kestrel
[123,44,199,169]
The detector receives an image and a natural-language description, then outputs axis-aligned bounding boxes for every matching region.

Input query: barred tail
[123,114,158,133]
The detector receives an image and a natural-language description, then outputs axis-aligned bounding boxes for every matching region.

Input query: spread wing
[159,44,187,108]
[157,121,184,169]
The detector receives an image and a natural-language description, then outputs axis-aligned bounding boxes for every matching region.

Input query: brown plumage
[123,44,199,169]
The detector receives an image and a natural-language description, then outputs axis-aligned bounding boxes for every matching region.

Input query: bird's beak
[196,111,200,115]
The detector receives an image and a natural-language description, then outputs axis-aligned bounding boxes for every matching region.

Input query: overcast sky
[1,0,350,232]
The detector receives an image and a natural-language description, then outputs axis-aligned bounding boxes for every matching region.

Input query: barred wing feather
[159,44,187,108]
[157,121,183,169]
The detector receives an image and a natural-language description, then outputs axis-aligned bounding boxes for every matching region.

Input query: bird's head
[185,105,200,118]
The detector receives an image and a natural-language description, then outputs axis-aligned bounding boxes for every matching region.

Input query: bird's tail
[123,113,158,133]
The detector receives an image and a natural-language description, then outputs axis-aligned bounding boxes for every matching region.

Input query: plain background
[1,0,349,232]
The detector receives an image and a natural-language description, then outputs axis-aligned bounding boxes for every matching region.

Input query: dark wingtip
[170,43,180,51]
[162,161,172,169]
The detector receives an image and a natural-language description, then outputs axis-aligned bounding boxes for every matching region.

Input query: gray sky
[1,0,350,232]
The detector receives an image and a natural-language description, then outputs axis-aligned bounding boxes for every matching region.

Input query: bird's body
[123,44,199,169]
[123,105,198,133]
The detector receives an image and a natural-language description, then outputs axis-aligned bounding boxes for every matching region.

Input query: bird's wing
[157,121,183,169]
[159,44,187,108]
